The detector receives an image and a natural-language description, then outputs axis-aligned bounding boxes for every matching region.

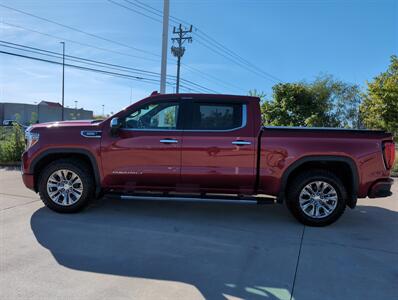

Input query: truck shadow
[30,197,397,299]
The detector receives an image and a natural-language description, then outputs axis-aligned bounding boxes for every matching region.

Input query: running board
[105,192,275,205]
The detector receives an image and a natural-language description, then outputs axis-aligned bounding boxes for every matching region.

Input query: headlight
[25,131,40,149]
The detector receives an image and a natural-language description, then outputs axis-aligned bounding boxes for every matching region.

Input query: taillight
[382,141,395,169]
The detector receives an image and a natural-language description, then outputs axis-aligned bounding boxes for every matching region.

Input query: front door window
[123,102,179,130]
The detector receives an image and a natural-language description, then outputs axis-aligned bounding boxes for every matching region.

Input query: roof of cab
[148,91,260,102]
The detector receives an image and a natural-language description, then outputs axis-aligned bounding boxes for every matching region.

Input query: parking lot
[0,169,397,300]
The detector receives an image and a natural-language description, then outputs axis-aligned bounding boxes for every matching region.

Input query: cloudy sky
[1,0,397,116]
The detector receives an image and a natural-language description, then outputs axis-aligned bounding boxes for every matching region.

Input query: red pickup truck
[21,92,395,226]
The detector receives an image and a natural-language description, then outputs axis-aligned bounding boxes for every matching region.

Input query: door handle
[160,139,178,144]
[232,140,251,146]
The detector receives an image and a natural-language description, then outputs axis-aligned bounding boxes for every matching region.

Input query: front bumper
[368,178,394,198]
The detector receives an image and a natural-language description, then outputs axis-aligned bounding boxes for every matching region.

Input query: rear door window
[189,102,243,130]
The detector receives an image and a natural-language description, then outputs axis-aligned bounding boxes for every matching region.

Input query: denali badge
[80,130,102,138]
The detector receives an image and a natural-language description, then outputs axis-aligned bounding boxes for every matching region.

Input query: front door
[101,99,182,191]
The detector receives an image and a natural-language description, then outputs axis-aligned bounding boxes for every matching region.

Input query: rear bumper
[22,173,35,191]
[368,178,394,198]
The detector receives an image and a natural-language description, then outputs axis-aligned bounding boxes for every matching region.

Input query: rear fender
[278,155,359,208]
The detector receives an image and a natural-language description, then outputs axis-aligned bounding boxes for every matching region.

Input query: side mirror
[2,120,14,126]
[110,117,121,136]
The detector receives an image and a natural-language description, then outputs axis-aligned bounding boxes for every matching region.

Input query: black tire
[286,170,346,226]
[38,159,94,213]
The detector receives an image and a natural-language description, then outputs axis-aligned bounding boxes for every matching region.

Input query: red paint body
[21,93,395,203]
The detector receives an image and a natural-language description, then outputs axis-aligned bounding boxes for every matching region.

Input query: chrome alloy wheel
[47,169,83,206]
[299,181,338,219]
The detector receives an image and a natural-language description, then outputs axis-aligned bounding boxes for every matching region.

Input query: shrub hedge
[0,126,25,163]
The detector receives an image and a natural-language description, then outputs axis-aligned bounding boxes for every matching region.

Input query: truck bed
[257,126,393,201]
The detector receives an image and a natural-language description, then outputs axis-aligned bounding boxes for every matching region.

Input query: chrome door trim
[160,139,179,144]
[232,140,252,145]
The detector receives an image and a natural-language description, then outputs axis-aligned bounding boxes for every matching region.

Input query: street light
[60,42,65,121]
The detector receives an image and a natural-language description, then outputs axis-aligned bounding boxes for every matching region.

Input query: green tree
[248,89,266,102]
[29,112,38,124]
[261,75,361,128]
[360,55,398,137]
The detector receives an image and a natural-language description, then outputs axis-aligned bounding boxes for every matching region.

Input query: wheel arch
[30,148,101,197]
[278,155,359,208]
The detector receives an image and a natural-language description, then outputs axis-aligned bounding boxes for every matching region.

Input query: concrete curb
[0,162,21,169]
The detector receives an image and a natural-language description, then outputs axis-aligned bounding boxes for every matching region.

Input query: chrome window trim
[120,104,247,133]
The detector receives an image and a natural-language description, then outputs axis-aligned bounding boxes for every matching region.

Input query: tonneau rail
[262,126,388,135]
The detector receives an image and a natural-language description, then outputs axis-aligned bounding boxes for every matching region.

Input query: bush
[0,126,25,163]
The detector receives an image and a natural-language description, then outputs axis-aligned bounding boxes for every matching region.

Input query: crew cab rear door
[180,98,257,194]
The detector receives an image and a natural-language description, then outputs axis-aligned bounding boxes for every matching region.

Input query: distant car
[2,119,28,130]
[2,120,13,126]
[20,92,395,226]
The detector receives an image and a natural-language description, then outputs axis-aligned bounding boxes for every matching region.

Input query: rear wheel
[286,170,346,226]
[38,159,94,213]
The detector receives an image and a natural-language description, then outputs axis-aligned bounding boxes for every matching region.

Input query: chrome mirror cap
[110,117,121,136]
[110,117,120,128]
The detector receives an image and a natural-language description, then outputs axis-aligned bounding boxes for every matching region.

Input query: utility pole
[102,104,105,116]
[160,0,169,94]
[171,24,192,93]
[60,42,65,121]
[74,100,77,120]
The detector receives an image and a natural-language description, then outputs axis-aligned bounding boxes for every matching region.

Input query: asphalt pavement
[0,170,397,300]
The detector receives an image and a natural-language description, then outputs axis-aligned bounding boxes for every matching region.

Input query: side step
[106,192,276,205]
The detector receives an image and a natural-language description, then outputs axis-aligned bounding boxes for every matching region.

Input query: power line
[109,1,245,91]
[0,42,160,79]
[0,49,196,93]
[195,30,283,82]
[108,0,162,24]
[195,38,279,83]
[0,3,222,92]
[1,22,159,63]
[128,0,186,26]
[2,22,223,89]
[107,1,246,92]
[182,64,245,92]
[0,41,217,93]
[0,41,160,77]
[0,50,161,84]
[123,0,164,18]
[0,3,160,58]
[1,22,218,92]
[112,0,282,83]
[2,21,231,93]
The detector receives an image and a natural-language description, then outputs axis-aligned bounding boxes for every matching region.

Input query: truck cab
[100,93,260,195]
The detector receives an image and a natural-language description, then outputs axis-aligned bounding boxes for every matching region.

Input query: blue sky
[1,0,397,116]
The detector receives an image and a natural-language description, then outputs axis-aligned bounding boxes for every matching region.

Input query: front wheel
[286,170,347,226]
[38,159,94,213]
